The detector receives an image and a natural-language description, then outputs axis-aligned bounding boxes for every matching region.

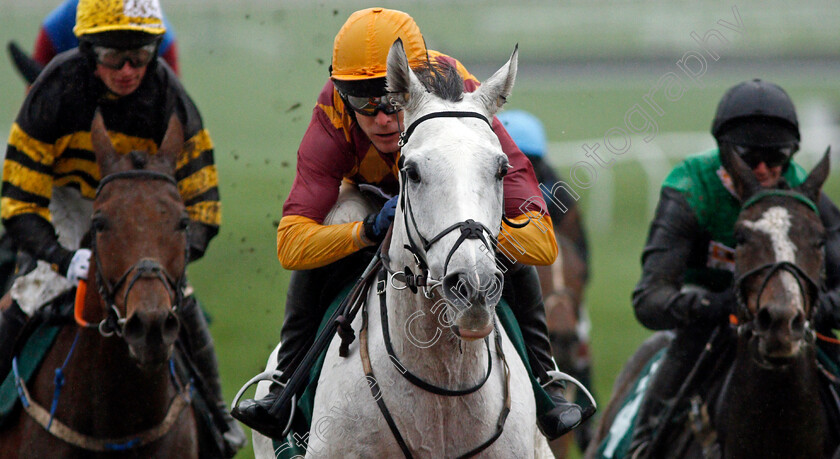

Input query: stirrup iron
[543,369,598,417]
[231,369,297,438]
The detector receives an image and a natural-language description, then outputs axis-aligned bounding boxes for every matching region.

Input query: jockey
[232,7,589,441]
[498,109,595,450]
[0,0,243,455]
[32,0,179,75]
[628,79,840,456]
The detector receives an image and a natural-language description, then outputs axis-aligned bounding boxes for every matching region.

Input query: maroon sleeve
[494,117,549,217]
[32,27,57,67]
[161,42,179,76]
[281,81,356,223]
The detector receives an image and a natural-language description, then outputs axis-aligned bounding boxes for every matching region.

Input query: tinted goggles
[731,144,796,169]
[341,93,400,116]
[92,44,156,70]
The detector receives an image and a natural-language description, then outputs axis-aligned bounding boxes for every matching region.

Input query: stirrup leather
[231,369,297,438]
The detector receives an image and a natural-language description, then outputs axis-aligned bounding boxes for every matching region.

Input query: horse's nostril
[124,314,145,341]
[756,308,772,332]
[791,310,805,333]
[442,272,474,310]
[162,312,180,343]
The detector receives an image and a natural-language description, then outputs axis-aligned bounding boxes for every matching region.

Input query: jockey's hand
[693,288,735,325]
[65,248,91,284]
[814,292,840,332]
[363,196,399,243]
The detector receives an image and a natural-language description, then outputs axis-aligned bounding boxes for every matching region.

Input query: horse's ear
[90,108,119,174]
[471,44,518,118]
[157,114,183,172]
[386,38,423,110]
[720,143,762,201]
[798,147,830,203]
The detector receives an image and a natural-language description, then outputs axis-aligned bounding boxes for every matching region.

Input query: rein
[360,270,511,458]
[12,350,192,452]
[375,270,493,396]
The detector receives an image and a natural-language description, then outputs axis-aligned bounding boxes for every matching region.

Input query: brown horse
[586,148,839,458]
[0,112,198,457]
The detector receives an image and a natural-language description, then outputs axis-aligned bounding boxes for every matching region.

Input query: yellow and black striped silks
[2,49,220,233]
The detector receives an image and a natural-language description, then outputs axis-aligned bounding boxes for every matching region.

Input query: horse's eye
[404,164,421,183]
[92,215,108,232]
[178,216,190,232]
[496,164,509,180]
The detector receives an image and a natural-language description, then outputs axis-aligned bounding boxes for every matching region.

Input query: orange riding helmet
[331,8,427,97]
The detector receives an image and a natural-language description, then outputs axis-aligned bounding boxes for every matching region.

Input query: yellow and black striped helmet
[74,0,165,45]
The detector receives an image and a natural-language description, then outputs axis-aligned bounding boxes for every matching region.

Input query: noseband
[732,190,821,339]
[88,170,188,337]
[389,110,528,298]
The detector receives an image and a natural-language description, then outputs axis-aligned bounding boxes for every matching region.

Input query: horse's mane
[411,59,464,103]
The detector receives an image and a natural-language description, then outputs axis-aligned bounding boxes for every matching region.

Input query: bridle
[387,110,528,298]
[12,169,193,452]
[732,189,821,340]
[86,170,188,338]
[360,109,527,458]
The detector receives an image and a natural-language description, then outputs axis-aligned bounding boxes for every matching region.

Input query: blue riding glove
[363,196,399,243]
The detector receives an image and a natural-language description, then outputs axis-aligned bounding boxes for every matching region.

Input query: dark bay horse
[586,147,840,458]
[0,112,198,457]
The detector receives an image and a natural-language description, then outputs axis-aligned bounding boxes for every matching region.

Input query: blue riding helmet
[497,110,547,158]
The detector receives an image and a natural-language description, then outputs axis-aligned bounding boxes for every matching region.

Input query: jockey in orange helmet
[232,7,591,442]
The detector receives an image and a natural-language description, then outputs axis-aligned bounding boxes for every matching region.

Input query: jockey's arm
[814,194,840,331]
[633,187,727,330]
[276,102,370,271]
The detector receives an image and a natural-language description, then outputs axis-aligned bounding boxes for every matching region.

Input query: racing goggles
[92,44,156,70]
[341,93,400,116]
[731,144,796,169]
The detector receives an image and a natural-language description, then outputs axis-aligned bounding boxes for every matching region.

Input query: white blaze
[742,206,802,306]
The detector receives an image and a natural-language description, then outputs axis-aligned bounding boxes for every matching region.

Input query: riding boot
[0,299,27,383]
[627,328,708,458]
[503,263,587,440]
[232,249,374,438]
[179,295,246,457]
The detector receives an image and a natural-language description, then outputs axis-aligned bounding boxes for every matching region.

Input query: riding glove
[65,248,91,284]
[363,195,398,243]
[693,288,736,325]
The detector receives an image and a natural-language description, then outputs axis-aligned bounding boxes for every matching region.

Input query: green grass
[1,3,840,457]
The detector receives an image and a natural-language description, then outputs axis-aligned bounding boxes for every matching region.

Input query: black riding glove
[692,288,736,325]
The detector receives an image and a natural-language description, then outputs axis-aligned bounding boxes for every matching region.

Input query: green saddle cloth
[0,323,62,427]
[271,285,555,458]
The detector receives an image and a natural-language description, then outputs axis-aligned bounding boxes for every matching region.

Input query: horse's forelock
[411,61,464,103]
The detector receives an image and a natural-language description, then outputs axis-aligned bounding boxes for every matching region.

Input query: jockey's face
[356,109,405,154]
[94,61,147,96]
[751,161,784,188]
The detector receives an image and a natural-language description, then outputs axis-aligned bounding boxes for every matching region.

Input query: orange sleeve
[497,211,558,266]
[276,215,373,270]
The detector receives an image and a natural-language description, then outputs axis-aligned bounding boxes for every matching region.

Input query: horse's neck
[383,286,491,388]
